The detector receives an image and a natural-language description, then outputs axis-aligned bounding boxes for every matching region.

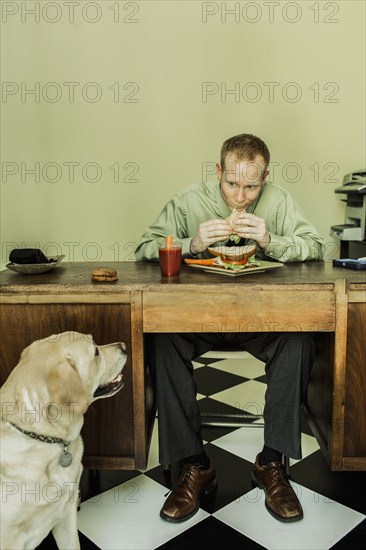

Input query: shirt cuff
[264,234,286,260]
[181,238,194,257]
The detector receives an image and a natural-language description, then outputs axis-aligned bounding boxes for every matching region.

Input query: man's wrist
[190,238,207,256]
[189,239,198,256]
[259,233,271,251]
[262,233,271,251]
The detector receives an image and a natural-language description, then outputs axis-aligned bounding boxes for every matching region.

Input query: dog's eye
[94,346,99,357]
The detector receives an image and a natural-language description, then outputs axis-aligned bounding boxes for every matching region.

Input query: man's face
[217,153,269,211]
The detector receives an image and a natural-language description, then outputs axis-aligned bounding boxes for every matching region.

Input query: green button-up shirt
[135,181,325,263]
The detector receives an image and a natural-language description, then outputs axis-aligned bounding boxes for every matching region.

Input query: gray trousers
[146,332,316,465]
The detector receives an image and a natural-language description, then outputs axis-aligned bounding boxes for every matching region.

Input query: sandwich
[207,244,257,271]
[227,208,241,244]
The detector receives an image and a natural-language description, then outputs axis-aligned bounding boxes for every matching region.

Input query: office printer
[330,169,366,243]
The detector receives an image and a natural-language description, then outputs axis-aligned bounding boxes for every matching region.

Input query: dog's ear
[47,359,89,418]
[66,352,77,370]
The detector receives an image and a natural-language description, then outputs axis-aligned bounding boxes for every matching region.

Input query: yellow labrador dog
[0,331,127,550]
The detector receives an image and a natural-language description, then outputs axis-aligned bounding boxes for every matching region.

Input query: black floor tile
[193,357,224,366]
[200,443,254,514]
[36,531,100,550]
[194,365,248,396]
[145,462,186,491]
[145,442,253,515]
[155,515,266,550]
[200,397,259,442]
[331,519,366,550]
[201,422,240,443]
[36,532,58,549]
[80,468,141,502]
[201,424,241,443]
[78,531,101,550]
[255,374,267,384]
[292,450,366,515]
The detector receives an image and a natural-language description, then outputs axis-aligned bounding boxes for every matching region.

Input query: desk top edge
[1,261,365,295]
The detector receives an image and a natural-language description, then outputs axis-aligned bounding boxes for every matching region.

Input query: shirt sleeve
[263,192,325,263]
[135,195,192,261]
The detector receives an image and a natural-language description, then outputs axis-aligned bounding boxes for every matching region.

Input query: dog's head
[1,332,127,437]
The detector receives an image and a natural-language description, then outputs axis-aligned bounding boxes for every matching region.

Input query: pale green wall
[1,0,365,268]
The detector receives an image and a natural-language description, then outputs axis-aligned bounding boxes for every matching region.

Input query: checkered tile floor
[38,352,366,550]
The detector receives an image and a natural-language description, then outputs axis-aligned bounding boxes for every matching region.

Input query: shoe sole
[160,475,217,523]
[251,471,303,523]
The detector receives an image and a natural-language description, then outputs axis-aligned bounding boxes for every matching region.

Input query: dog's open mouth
[94,371,124,398]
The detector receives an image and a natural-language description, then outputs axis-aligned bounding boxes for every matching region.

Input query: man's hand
[190,218,231,255]
[232,212,271,250]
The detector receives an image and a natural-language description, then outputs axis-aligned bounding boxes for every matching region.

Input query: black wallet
[9,248,50,265]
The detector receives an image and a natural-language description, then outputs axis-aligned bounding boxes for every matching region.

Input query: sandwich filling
[207,245,260,271]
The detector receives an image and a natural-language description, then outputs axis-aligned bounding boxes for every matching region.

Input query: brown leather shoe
[160,463,217,522]
[252,454,303,522]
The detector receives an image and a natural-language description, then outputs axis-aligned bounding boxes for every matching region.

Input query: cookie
[91,268,118,283]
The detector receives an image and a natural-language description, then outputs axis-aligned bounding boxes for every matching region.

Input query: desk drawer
[143,289,335,332]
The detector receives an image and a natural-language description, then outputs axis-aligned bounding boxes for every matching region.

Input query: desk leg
[131,291,149,469]
[331,279,348,470]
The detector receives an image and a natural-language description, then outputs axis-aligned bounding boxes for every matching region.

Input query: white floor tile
[210,356,265,379]
[212,425,265,463]
[192,360,205,369]
[212,379,266,417]
[289,432,320,464]
[78,474,209,550]
[212,426,319,464]
[214,483,366,550]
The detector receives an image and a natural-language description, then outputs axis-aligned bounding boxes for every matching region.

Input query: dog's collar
[6,421,73,467]
[6,421,69,446]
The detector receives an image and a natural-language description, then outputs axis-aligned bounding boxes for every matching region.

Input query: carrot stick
[184,258,216,266]
[165,235,173,247]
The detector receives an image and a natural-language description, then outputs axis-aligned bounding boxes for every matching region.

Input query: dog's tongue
[101,371,123,388]
[111,372,123,384]
[94,371,124,397]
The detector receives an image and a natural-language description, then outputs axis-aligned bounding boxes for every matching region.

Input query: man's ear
[216,162,223,181]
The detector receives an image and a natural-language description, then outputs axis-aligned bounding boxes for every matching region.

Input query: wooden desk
[1,261,365,471]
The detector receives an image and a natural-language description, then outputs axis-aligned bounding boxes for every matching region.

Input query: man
[135,133,324,523]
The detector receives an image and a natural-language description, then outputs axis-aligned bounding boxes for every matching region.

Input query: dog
[0,331,127,550]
